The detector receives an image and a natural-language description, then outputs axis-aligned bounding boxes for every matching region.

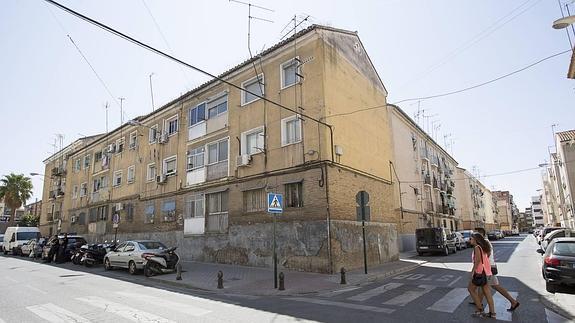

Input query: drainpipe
[322,163,333,274]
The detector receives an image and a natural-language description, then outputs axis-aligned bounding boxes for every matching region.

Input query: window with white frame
[149,124,158,143]
[241,74,264,105]
[75,159,81,172]
[127,165,135,183]
[207,94,228,119]
[144,203,155,224]
[163,156,177,176]
[207,191,228,215]
[281,115,302,146]
[241,127,264,155]
[281,58,300,88]
[129,131,137,149]
[285,182,303,208]
[116,137,125,153]
[84,155,91,169]
[147,163,156,181]
[113,170,122,187]
[73,185,78,199]
[94,151,102,162]
[187,147,204,171]
[189,103,206,127]
[162,200,176,222]
[166,115,178,135]
[93,178,101,192]
[243,188,266,213]
[185,194,204,218]
[80,182,88,197]
[207,139,228,164]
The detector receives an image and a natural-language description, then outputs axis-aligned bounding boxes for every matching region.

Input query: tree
[0,173,33,227]
[19,213,40,227]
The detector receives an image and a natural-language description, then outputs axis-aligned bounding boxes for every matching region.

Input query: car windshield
[69,238,87,245]
[553,242,575,257]
[16,232,40,241]
[461,232,471,238]
[138,241,167,250]
[416,229,442,243]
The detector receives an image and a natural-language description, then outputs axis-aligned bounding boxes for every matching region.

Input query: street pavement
[0,234,573,322]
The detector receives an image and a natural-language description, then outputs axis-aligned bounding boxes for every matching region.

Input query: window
[162,200,176,222]
[207,94,228,119]
[243,188,266,213]
[84,155,91,169]
[127,165,135,183]
[187,147,205,171]
[80,183,88,197]
[189,103,206,127]
[185,194,204,218]
[78,212,86,225]
[149,124,158,143]
[166,115,179,135]
[147,163,156,181]
[281,58,300,88]
[97,205,108,221]
[93,178,101,192]
[144,203,155,224]
[129,131,137,149]
[116,137,125,153]
[207,139,228,164]
[73,185,78,199]
[163,156,177,176]
[207,191,228,215]
[241,127,264,155]
[281,115,302,146]
[125,203,134,222]
[89,208,97,223]
[113,170,122,187]
[241,74,264,105]
[94,151,102,162]
[75,159,81,172]
[285,182,303,208]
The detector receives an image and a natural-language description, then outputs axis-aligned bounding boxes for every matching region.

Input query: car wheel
[128,261,137,275]
[444,246,449,256]
[546,281,557,293]
[417,252,423,256]
[104,258,113,271]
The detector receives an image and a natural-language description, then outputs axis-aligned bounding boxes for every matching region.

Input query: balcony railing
[425,201,434,213]
[420,148,429,160]
[206,160,228,181]
[424,174,431,185]
[51,166,66,177]
[443,205,449,214]
[433,177,439,189]
[206,212,228,233]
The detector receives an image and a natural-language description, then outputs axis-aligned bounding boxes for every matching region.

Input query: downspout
[322,162,333,274]
[389,161,404,230]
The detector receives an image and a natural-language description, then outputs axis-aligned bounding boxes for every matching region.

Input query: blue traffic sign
[267,193,283,213]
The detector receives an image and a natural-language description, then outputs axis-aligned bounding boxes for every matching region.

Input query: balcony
[206,160,228,181]
[431,155,439,167]
[206,212,228,233]
[420,148,429,161]
[424,174,431,186]
[443,205,449,215]
[51,166,66,177]
[433,177,439,190]
[425,201,434,213]
[53,211,61,220]
[206,112,228,134]
[186,167,206,186]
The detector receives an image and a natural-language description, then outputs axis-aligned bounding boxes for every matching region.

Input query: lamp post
[552,14,575,79]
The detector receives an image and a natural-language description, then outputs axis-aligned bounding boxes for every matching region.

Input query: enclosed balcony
[206,160,228,181]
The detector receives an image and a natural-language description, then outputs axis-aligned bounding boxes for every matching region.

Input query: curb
[539,294,575,321]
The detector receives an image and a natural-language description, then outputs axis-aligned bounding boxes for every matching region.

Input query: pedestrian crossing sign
[267,193,283,213]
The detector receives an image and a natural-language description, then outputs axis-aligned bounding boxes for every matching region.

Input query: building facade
[455,168,486,230]
[554,130,575,229]
[493,191,514,230]
[531,195,544,227]
[39,25,400,273]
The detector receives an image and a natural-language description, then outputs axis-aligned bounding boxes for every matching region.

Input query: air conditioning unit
[156,174,168,184]
[236,154,252,167]
[159,133,169,144]
[115,202,123,211]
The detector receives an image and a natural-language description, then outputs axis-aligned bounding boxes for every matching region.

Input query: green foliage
[18,213,40,227]
[0,173,33,225]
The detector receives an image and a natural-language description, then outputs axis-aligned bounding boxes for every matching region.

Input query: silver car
[104,240,168,275]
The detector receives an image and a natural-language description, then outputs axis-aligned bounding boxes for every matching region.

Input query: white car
[104,240,169,275]
[454,232,466,250]
[2,227,41,255]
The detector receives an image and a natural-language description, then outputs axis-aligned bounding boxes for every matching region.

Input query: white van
[2,227,41,255]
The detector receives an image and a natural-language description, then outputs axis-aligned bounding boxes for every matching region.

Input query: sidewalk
[149,251,427,296]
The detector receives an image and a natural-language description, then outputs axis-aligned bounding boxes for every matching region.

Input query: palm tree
[0,173,33,227]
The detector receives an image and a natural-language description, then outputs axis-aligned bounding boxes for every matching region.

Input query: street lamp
[553,15,575,29]
[29,173,44,177]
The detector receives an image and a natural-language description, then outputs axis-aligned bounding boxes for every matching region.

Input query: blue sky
[1,0,573,210]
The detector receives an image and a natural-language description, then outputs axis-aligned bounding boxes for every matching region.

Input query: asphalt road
[1,234,573,323]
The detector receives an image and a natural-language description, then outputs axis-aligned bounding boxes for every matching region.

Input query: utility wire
[325,48,572,119]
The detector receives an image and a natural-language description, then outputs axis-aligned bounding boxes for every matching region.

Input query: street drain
[59,274,84,278]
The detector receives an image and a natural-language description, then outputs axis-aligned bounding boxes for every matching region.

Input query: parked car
[541,229,573,252]
[538,227,565,245]
[494,230,505,239]
[453,232,466,250]
[41,235,87,262]
[458,230,474,247]
[416,228,457,256]
[20,238,46,258]
[2,227,41,255]
[104,240,169,275]
[537,237,575,293]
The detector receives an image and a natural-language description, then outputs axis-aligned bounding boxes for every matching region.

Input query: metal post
[340,267,347,284]
[113,227,118,244]
[217,270,224,289]
[362,219,367,274]
[278,272,285,291]
[273,212,278,289]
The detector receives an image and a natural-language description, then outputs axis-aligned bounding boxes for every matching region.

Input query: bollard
[176,263,182,281]
[340,267,347,285]
[217,270,224,289]
[278,272,285,291]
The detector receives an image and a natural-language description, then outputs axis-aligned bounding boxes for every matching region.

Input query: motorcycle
[71,245,88,265]
[143,246,180,277]
[81,244,112,267]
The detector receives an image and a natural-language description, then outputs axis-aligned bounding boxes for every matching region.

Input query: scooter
[143,246,180,277]
[82,244,111,267]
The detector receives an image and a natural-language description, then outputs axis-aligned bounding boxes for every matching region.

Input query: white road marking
[286,297,395,313]
[447,276,462,287]
[27,303,91,323]
[25,284,48,295]
[483,291,517,322]
[319,286,361,298]
[116,292,211,317]
[545,308,571,323]
[383,285,436,306]
[427,288,469,313]
[347,283,403,302]
[76,296,175,323]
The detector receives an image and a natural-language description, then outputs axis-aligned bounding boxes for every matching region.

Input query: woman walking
[467,232,496,319]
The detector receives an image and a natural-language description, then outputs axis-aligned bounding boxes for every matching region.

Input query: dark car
[416,228,457,256]
[487,231,498,241]
[538,237,575,293]
[42,235,87,262]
